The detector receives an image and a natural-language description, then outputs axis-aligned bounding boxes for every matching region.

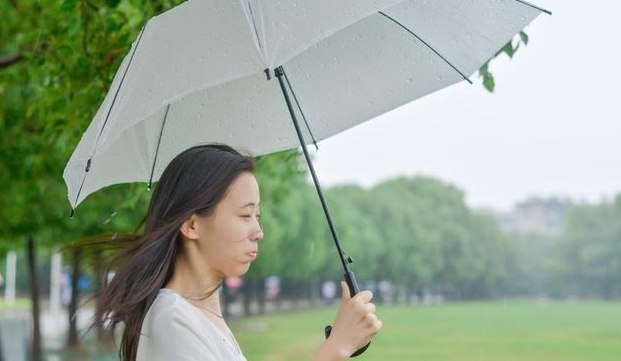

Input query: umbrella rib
[93,22,148,153]
[514,0,552,15]
[70,174,87,218]
[147,103,171,191]
[246,1,263,51]
[281,67,319,151]
[70,22,148,217]
[378,11,473,85]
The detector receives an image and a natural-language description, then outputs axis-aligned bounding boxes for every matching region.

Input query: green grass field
[230,299,621,361]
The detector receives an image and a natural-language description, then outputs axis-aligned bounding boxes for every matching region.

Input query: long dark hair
[82,143,256,361]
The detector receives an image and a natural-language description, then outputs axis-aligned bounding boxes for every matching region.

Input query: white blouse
[136,288,249,361]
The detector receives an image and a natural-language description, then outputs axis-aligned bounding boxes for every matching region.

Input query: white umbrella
[64,0,551,212]
[63,0,551,355]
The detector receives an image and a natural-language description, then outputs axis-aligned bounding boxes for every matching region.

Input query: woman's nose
[255,228,264,241]
[251,225,263,241]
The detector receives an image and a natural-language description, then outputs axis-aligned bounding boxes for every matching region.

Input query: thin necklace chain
[174,281,224,318]
[166,285,241,353]
[185,298,224,318]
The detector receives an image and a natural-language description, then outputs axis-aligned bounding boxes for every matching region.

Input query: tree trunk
[373,280,383,305]
[404,286,411,304]
[26,236,42,361]
[67,247,81,347]
[221,280,230,318]
[257,277,266,314]
[248,278,259,314]
[392,284,400,304]
[93,249,113,346]
[275,277,285,311]
[293,279,303,309]
[309,276,320,307]
[0,321,4,361]
[242,278,252,317]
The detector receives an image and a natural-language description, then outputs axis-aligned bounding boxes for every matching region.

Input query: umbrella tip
[264,68,271,80]
[69,208,75,218]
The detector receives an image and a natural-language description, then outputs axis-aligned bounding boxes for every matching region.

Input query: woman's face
[182,171,263,278]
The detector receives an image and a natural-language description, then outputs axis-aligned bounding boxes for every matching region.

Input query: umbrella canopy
[63,0,550,211]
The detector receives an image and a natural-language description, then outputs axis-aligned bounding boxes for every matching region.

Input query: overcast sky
[308,0,621,212]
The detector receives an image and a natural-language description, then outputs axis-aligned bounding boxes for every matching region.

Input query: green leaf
[479,62,490,76]
[483,73,495,93]
[55,44,73,58]
[520,31,529,45]
[41,74,50,87]
[501,41,516,59]
[60,0,76,12]
[104,19,123,33]
[34,56,46,66]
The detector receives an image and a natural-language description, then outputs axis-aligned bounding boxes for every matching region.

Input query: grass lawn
[231,299,621,361]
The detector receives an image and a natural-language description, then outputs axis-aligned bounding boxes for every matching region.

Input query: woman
[92,143,382,361]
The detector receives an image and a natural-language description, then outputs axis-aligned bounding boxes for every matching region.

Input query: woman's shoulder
[148,288,182,314]
[143,288,196,331]
[144,289,179,320]
[137,289,221,360]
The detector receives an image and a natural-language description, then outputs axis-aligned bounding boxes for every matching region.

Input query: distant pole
[26,237,42,361]
[4,251,16,304]
[50,252,62,336]
[67,247,81,347]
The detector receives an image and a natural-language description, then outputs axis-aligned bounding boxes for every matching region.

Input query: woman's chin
[230,263,251,277]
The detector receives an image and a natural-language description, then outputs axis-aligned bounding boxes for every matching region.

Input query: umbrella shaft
[274,66,353,279]
[276,66,370,357]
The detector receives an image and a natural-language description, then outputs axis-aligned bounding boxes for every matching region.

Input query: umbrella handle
[324,271,371,357]
[324,325,371,358]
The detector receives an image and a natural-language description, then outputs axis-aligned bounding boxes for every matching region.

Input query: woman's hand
[327,281,383,357]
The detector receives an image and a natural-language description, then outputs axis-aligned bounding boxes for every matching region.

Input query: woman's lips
[246,251,257,259]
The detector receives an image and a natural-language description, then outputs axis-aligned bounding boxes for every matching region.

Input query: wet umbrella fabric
[63,0,551,356]
[63,0,550,210]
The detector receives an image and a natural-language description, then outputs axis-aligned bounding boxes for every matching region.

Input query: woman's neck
[164,247,224,314]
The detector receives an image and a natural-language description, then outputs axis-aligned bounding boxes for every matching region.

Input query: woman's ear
[179,214,200,240]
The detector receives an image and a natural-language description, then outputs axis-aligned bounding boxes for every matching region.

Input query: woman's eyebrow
[240,202,260,208]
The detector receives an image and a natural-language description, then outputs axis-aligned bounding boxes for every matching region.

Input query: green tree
[552,195,621,299]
